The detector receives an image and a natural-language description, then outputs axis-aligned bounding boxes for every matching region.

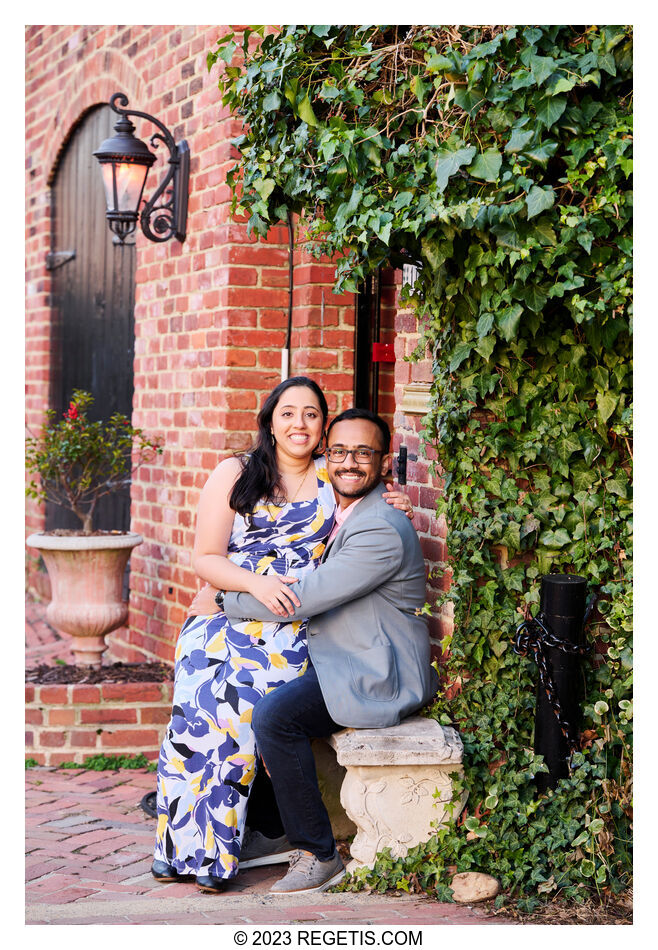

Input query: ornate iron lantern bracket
[94,92,189,244]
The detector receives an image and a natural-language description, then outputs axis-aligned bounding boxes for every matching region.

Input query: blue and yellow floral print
[154,457,335,879]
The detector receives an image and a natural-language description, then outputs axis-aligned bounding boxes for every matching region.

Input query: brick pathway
[26,598,75,665]
[25,599,508,925]
[26,767,508,926]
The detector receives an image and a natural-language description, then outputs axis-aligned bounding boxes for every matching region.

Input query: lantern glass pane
[99,163,118,212]
[100,161,150,214]
[113,161,150,213]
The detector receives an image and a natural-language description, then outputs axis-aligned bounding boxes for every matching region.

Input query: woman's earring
[270,431,276,446]
[314,433,327,455]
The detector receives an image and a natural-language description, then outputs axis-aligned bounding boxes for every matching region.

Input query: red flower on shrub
[65,403,79,421]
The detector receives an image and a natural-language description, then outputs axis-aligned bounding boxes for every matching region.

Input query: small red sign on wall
[372,342,395,362]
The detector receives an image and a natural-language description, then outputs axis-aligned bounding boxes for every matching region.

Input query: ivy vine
[209,25,632,909]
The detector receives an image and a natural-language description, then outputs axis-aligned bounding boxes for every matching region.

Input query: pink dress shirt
[327,496,363,546]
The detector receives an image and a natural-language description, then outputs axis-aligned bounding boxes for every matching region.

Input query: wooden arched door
[47,105,136,532]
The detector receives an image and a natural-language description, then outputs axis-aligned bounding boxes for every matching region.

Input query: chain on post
[513,609,593,761]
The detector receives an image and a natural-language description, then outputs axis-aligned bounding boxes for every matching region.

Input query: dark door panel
[48,105,135,532]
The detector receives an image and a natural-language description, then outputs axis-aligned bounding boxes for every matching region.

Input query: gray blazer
[224,483,438,728]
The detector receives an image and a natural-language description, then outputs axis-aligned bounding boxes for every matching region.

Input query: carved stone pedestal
[328,716,464,871]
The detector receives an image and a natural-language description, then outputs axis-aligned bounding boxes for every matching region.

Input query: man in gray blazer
[222,408,437,894]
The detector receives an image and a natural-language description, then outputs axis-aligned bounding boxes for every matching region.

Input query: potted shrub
[26,390,162,667]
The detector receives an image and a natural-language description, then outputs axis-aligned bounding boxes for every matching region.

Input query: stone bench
[323,715,464,871]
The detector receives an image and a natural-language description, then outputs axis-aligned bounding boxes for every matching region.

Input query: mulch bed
[490,891,632,924]
[25,662,174,684]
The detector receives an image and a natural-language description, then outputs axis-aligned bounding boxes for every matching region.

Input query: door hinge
[45,250,76,270]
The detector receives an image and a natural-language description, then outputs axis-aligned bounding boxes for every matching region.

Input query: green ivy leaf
[555,432,581,463]
[454,86,485,116]
[525,185,555,219]
[476,312,494,337]
[596,391,618,423]
[539,528,572,548]
[531,220,558,245]
[218,40,237,63]
[549,75,576,96]
[505,128,535,154]
[521,285,548,313]
[475,335,496,360]
[393,191,414,210]
[434,146,477,193]
[496,304,523,341]
[450,342,473,371]
[253,177,275,200]
[263,90,282,112]
[326,158,348,189]
[469,149,503,182]
[297,93,318,126]
[530,54,555,86]
[535,94,567,127]
[606,477,628,498]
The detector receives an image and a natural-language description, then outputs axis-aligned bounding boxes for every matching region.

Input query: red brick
[101,684,164,703]
[25,685,35,703]
[39,730,67,747]
[80,707,138,724]
[40,686,69,703]
[70,685,102,703]
[48,708,77,726]
[420,487,440,511]
[99,729,161,748]
[70,731,99,748]
[139,706,170,724]
[26,709,43,725]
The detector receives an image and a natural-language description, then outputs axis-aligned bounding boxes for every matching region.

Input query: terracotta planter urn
[27,532,143,668]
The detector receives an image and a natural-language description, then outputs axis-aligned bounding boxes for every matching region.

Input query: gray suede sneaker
[269,849,345,894]
[239,829,296,869]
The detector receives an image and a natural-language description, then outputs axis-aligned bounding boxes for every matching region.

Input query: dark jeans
[252,664,341,861]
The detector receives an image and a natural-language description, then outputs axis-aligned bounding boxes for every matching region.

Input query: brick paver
[25,767,508,926]
[26,599,75,665]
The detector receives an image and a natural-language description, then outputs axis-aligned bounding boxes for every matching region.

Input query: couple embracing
[152,376,437,894]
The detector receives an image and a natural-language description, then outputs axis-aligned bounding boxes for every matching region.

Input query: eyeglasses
[327,446,382,464]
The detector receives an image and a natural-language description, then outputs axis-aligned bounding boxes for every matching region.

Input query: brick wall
[25,24,446,667]
[25,681,173,766]
[393,287,452,655]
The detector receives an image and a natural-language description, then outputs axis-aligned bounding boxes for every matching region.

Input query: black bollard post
[534,574,588,792]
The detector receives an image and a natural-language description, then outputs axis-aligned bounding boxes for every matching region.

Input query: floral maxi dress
[154,457,335,880]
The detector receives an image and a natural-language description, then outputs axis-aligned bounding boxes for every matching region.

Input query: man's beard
[332,469,376,499]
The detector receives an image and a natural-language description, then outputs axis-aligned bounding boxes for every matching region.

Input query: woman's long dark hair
[229,376,329,520]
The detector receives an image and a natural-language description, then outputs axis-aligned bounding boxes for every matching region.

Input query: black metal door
[47,105,136,532]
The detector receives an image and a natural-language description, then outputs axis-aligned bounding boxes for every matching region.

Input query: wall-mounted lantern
[93,92,189,244]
